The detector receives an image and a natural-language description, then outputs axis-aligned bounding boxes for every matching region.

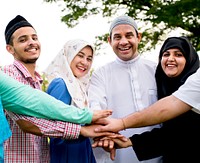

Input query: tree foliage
[44,0,200,52]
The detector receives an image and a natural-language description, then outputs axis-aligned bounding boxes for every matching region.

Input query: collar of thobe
[115,55,140,67]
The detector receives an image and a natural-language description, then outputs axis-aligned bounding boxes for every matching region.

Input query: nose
[119,36,128,45]
[81,57,89,65]
[27,38,36,45]
[168,54,175,61]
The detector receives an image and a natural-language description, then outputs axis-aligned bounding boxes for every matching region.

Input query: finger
[96,132,115,137]
[112,138,124,148]
[101,110,113,118]
[120,137,128,142]
[113,135,128,142]
[99,137,110,141]
[115,134,126,138]
[98,140,103,146]
[92,111,111,122]
[107,133,125,139]
[92,141,98,148]
[108,140,115,149]
[102,139,109,147]
[93,136,103,141]
[110,148,116,160]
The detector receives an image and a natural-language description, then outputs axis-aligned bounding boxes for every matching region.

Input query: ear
[108,35,112,45]
[6,45,14,54]
[137,32,142,43]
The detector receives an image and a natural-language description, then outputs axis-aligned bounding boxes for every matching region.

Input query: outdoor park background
[0,0,199,73]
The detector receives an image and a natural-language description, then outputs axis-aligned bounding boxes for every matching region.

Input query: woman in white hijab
[45,39,96,163]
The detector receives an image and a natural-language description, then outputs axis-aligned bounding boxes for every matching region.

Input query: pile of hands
[81,109,132,160]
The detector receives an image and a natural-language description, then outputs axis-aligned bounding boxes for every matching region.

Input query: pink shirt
[3,60,80,163]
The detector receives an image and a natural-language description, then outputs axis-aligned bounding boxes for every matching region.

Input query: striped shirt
[3,60,81,163]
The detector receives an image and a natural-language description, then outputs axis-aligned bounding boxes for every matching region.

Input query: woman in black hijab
[126,36,200,163]
[156,36,199,99]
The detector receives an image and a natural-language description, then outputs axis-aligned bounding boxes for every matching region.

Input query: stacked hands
[84,110,132,161]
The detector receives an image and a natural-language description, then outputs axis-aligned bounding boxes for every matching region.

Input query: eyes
[113,32,134,40]
[77,53,93,62]
[18,35,38,43]
[162,51,184,58]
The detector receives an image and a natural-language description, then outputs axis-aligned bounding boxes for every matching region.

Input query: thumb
[94,125,107,132]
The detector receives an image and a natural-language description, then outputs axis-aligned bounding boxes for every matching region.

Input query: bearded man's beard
[23,57,38,64]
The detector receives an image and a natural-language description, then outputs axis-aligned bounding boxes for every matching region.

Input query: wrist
[121,118,126,130]
[127,138,132,147]
[80,126,84,135]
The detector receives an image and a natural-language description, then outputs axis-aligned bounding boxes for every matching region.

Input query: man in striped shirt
[3,14,52,162]
[3,15,112,163]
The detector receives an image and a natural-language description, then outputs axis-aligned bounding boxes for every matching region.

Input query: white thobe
[89,55,162,163]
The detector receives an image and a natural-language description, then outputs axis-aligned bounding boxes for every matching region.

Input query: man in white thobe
[88,15,163,163]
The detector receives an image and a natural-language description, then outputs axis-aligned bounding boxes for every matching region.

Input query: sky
[2,0,188,73]
[2,1,198,73]
[0,0,117,72]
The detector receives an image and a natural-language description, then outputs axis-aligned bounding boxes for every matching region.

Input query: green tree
[41,73,49,92]
[44,0,200,52]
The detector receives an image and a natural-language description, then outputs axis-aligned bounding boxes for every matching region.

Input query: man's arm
[123,95,191,128]
[95,95,191,132]
[15,115,114,138]
[8,111,81,139]
[95,68,200,132]
[0,71,111,123]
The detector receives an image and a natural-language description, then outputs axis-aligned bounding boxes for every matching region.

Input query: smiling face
[70,45,93,78]
[6,26,41,64]
[161,48,186,77]
[108,24,141,61]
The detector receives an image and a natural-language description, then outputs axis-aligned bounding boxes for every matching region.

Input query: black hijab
[155,36,199,99]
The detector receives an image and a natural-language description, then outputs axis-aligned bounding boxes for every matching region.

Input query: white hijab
[44,39,95,109]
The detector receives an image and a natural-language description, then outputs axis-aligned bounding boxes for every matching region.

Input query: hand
[92,137,116,160]
[92,134,127,148]
[92,136,131,160]
[80,124,114,138]
[92,110,112,122]
[112,137,132,149]
[94,118,124,133]
[92,134,127,160]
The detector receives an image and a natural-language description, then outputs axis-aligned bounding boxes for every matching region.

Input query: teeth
[78,67,85,71]
[27,48,37,52]
[167,64,175,67]
[26,45,38,51]
[119,47,129,50]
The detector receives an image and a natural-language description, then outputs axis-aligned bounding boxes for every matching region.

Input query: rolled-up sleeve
[7,111,81,139]
[173,68,200,111]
